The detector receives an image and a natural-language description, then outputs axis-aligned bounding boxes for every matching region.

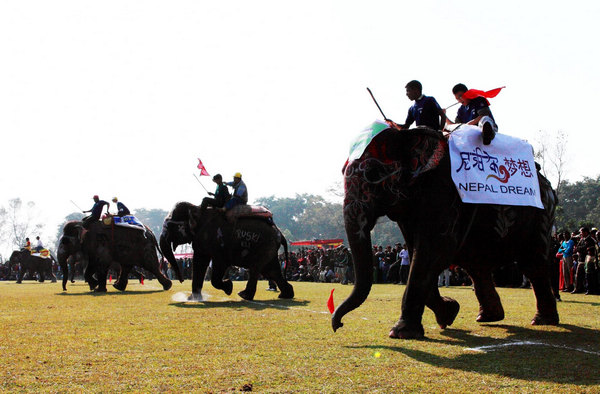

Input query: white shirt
[400,249,410,265]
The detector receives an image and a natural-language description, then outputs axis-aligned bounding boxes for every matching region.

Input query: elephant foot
[531,312,559,326]
[113,281,127,291]
[389,319,425,339]
[88,279,99,291]
[278,289,295,299]
[238,289,255,301]
[476,308,505,323]
[16,281,22,284]
[51,279,57,283]
[71,280,75,283]
[94,287,107,293]
[435,297,460,329]
[188,292,203,301]
[222,280,233,296]
[161,280,172,291]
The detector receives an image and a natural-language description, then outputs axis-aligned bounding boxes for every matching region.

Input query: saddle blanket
[110,215,145,230]
[226,205,273,221]
[31,249,50,258]
[449,125,543,209]
[347,120,389,161]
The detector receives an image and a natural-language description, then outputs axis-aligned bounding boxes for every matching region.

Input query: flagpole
[70,200,84,212]
[366,87,389,121]
[193,174,210,193]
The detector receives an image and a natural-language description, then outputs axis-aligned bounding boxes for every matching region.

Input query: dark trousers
[201,197,221,211]
[82,215,100,229]
[400,265,410,284]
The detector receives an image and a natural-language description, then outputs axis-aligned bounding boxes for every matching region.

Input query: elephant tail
[278,227,289,270]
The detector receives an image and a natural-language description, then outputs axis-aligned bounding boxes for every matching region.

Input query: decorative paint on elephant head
[343,128,448,239]
[159,201,201,283]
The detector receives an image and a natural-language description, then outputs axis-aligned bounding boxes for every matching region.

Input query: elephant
[160,202,294,301]
[8,249,57,283]
[332,127,558,339]
[57,220,172,292]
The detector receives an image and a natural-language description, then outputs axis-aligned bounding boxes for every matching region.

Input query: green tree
[133,208,169,238]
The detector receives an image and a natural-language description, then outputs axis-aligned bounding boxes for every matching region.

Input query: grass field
[1,279,599,393]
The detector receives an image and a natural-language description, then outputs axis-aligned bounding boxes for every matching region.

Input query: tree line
[5,175,600,260]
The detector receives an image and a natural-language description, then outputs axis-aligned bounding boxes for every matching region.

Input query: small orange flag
[109,275,112,283]
[327,289,335,314]
[140,275,144,285]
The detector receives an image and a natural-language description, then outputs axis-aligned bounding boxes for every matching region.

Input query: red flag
[462,86,505,100]
[197,158,210,176]
[140,275,144,285]
[109,275,112,283]
[327,288,335,314]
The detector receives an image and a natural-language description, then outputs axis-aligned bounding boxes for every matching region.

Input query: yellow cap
[234,172,242,179]
[112,197,118,202]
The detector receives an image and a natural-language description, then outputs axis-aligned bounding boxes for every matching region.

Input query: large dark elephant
[160,202,294,301]
[58,220,172,292]
[332,127,558,339]
[8,250,57,283]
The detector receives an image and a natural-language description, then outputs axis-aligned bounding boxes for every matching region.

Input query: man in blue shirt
[112,197,130,217]
[446,83,498,145]
[200,174,231,213]
[557,231,575,292]
[82,195,109,228]
[386,80,446,131]
[224,172,248,210]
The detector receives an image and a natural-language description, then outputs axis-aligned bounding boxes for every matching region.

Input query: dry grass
[1,279,599,393]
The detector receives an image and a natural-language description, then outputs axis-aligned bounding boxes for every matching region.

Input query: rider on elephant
[224,172,248,210]
[34,236,44,252]
[386,80,446,132]
[200,173,231,213]
[112,197,130,217]
[82,195,109,228]
[23,238,31,251]
[445,83,498,145]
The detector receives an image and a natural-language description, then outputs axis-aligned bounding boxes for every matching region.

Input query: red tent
[290,239,344,248]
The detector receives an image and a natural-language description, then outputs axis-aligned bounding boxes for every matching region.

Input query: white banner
[449,125,544,209]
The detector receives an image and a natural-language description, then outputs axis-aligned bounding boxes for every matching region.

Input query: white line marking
[465,340,600,356]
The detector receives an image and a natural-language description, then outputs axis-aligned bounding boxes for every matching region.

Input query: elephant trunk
[159,232,184,283]
[332,231,374,332]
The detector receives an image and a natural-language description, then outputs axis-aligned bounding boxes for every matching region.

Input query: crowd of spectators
[552,226,599,296]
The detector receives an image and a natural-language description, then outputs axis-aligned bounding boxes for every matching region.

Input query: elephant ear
[188,208,200,234]
[407,132,448,179]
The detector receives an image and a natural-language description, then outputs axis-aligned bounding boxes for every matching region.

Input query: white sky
[1,1,599,249]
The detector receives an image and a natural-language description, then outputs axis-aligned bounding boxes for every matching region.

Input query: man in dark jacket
[200,174,231,212]
[82,195,109,228]
[112,197,130,217]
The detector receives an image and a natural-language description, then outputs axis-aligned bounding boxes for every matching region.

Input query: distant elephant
[58,220,172,292]
[8,250,57,283]
[332,127,558,339]
[160,202,294,301]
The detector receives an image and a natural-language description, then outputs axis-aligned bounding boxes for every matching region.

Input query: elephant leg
[113,264,131,291]
[210,259,233,296]
[425,285,460,329]
[238,268,259,301]
[390,246,442,339]
[145,260,172,291]
[39,271,45,282]
[263,258,294,299]
[94,251,110,293]
[521,265,559,325]
[190,254,210,301]
[470,269,505,323]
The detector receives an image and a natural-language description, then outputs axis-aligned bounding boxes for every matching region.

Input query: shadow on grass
[56,289,167,296]
[171,298,310,311]
[349,324,600,385]
[561,299,600,307]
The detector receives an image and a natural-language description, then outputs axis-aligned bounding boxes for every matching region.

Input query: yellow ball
[374,352,381,358]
